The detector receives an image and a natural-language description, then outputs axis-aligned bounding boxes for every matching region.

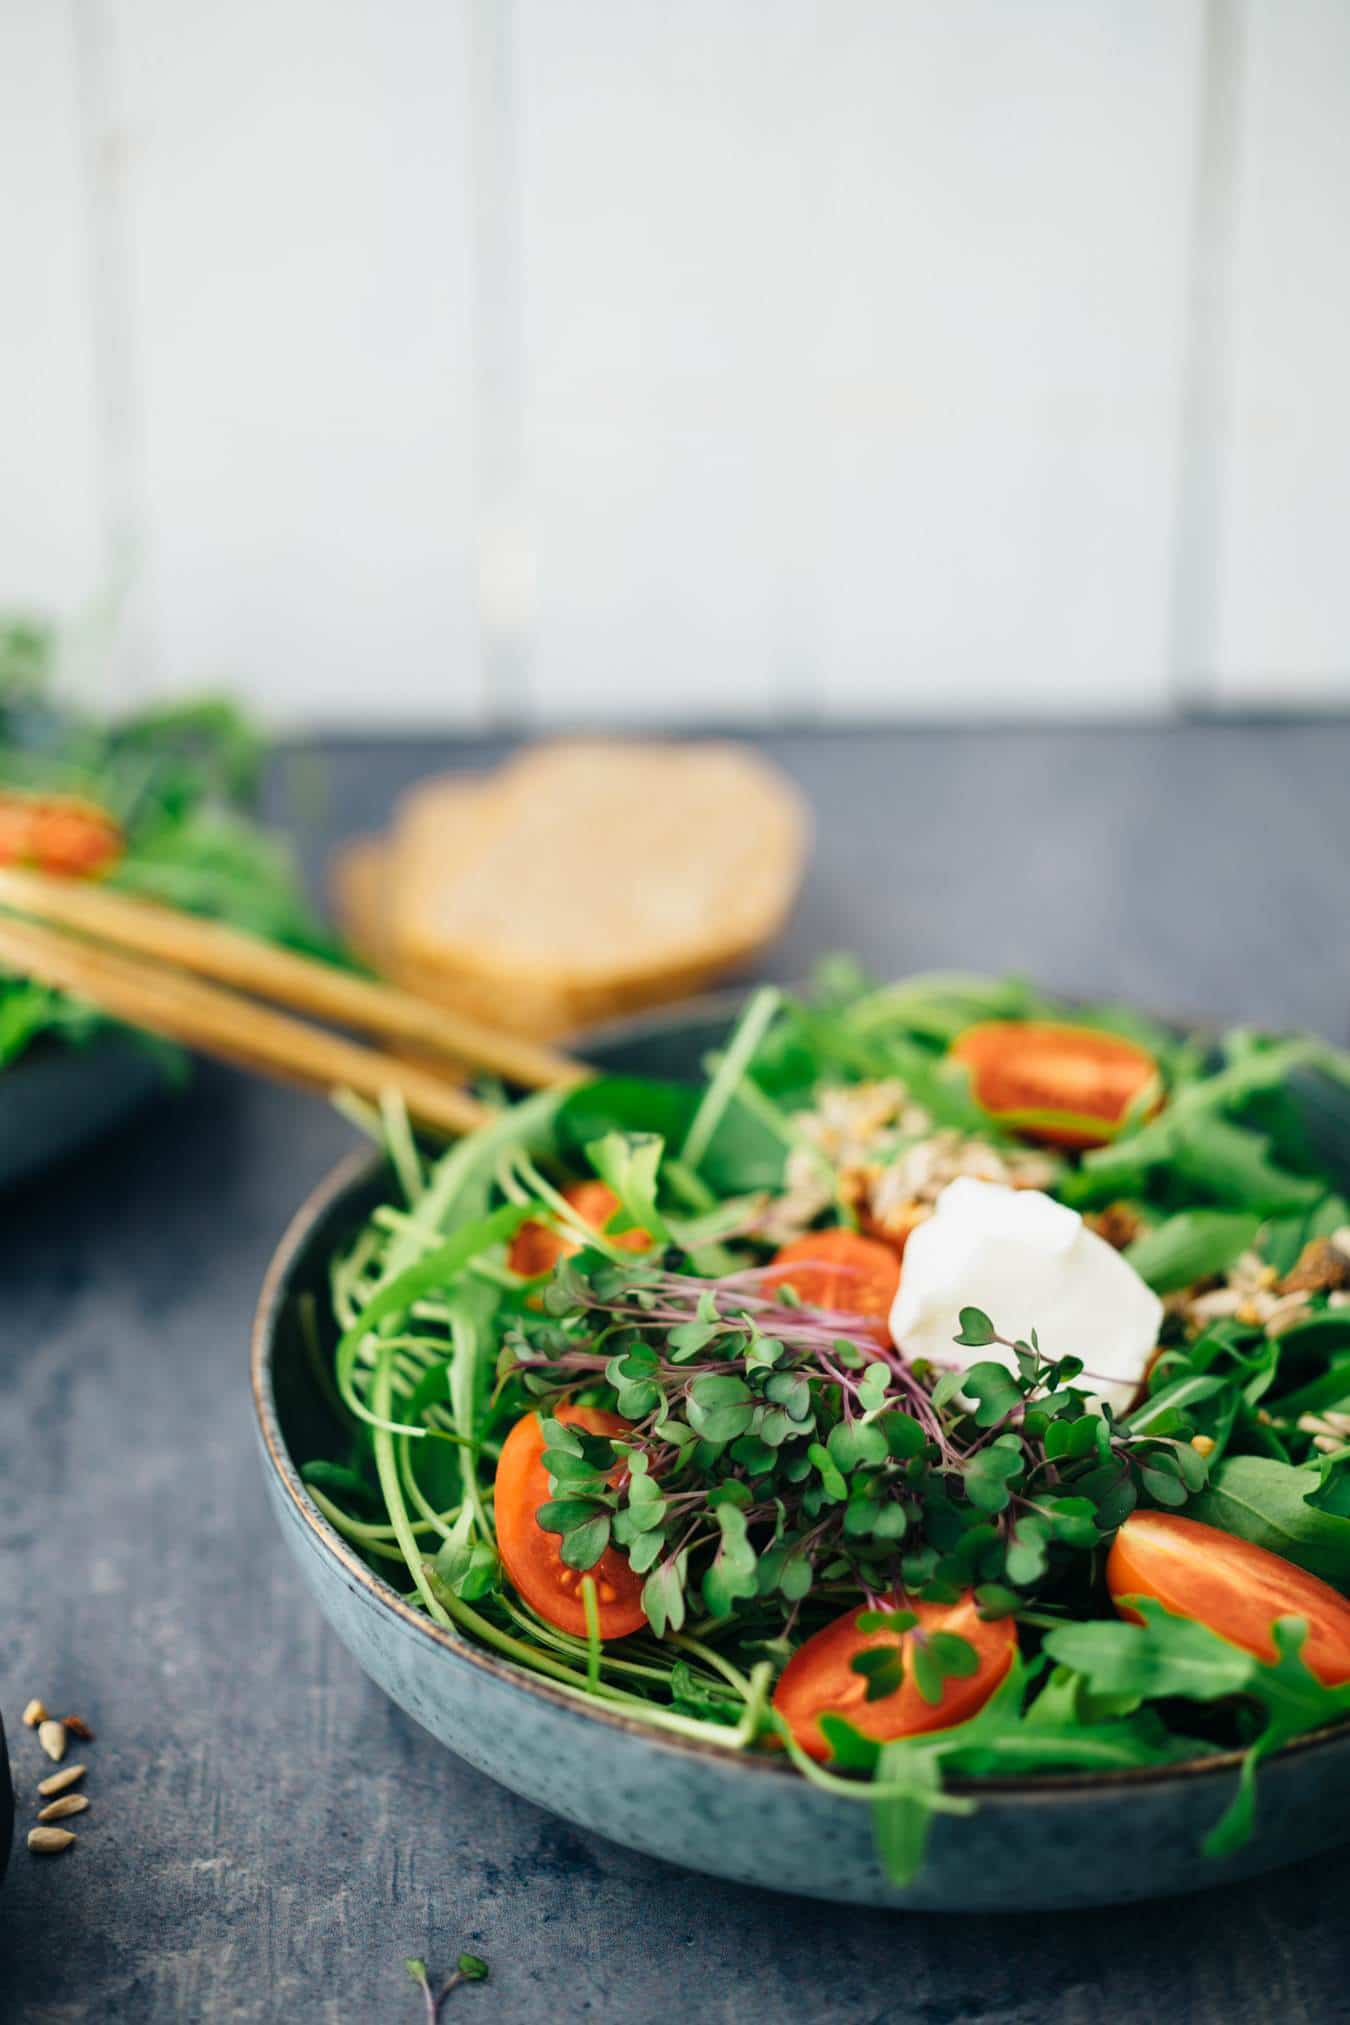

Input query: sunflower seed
[37,1794,89,1823]
[1299,1409,1350,1441]
[1298,1409,1350,1454]
[37,1764,87,1798]
[1265,1294,1314,1338]
[22,1699,47,1728]
[37,1720,67,1762]
[28,1826,76,1855]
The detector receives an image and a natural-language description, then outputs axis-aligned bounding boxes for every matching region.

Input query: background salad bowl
[252,999,1350,1912]
[0,1034,169,1192]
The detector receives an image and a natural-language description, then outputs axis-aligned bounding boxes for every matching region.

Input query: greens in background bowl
[0,619,342,1183]
[254,976,1350,1909]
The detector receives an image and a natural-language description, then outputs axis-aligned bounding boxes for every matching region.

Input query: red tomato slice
[1107,1510,1350,1685]
[493,1403,647,1639]
[949,1020,1161,1148]
[763,1228,901,1348]
[0,792,122,877]
[507,1179,650,1279]
[773,1593,1017,1762]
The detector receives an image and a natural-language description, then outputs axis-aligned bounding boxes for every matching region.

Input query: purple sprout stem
[532,1256,989,1473]
[434,1971,468,2017]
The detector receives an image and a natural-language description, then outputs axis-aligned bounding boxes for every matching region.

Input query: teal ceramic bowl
[250,1001,1350,1910]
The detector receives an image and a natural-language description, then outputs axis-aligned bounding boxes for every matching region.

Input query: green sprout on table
[405,1951,489,2023]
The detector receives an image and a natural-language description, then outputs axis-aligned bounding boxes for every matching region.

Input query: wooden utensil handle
[0,915,490,1137]
[0,867,587,1092]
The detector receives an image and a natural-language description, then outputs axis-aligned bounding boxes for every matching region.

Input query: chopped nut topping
[1087,1203,1145,1252]
[1263,1293,1315,1338]
[1298,1408,1350,1455]
[757,1078,1061,1246]
[1180,1248,1326,1339]
[1278,1239,1350,1298]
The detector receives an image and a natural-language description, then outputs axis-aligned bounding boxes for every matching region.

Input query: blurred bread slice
[330,833,390,969]
[333,777,494,970]
[384,740,808,1037]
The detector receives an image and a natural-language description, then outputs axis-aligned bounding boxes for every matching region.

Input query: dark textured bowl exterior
[0,1709,12,1887]
[0,1034,167,1191]
[251,1000,1350,1910]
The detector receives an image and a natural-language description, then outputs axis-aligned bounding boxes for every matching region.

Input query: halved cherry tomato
[0,791,122,877]
[773,1593,1017,1762]
[763,1228,901,1348]
[1107,1510,1350,1685]
[507,1179,650,1279]
[493,1403,647,1639]
[949,1020,1161,1148]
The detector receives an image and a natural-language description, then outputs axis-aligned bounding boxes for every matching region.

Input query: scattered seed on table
[37,1720,67,1763]
[28,1827,76,1855]
[37,1794,89,1823]
[62,1715,95,1741]
[22,1699,47,1728]
[38,1764,87,1798]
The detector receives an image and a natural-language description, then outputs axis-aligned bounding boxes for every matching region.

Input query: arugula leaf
[556,1076,785,1195]
[1270,1356,1350,1423]
[1124,1211,1262,1294]
[1170,1115,1323,1215]
[1043,1609,1252,1704]
[1065,1036,1334,1204]
[433,1507,499,1601]
[1184,1456,1350,1590]
[583,1131,671,1245]
[300,1458,378,1506]
[872,1739,957,1880]
[863,1653,1204,1885]
[680,986,783,1170]
[1045,1600,1350,1857]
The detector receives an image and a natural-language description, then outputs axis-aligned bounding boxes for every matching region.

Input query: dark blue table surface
[5,724,1350,2023]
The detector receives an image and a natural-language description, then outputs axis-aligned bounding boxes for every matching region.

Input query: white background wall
[1,1,1347,729]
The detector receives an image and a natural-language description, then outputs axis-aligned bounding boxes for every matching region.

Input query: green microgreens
[504,1272,1214,1646]
[405,1951,489,2023]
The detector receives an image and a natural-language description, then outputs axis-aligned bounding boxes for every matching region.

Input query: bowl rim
[250,1014,1350,1804]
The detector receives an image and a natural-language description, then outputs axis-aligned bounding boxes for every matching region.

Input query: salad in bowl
[296,971,1350,1887]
